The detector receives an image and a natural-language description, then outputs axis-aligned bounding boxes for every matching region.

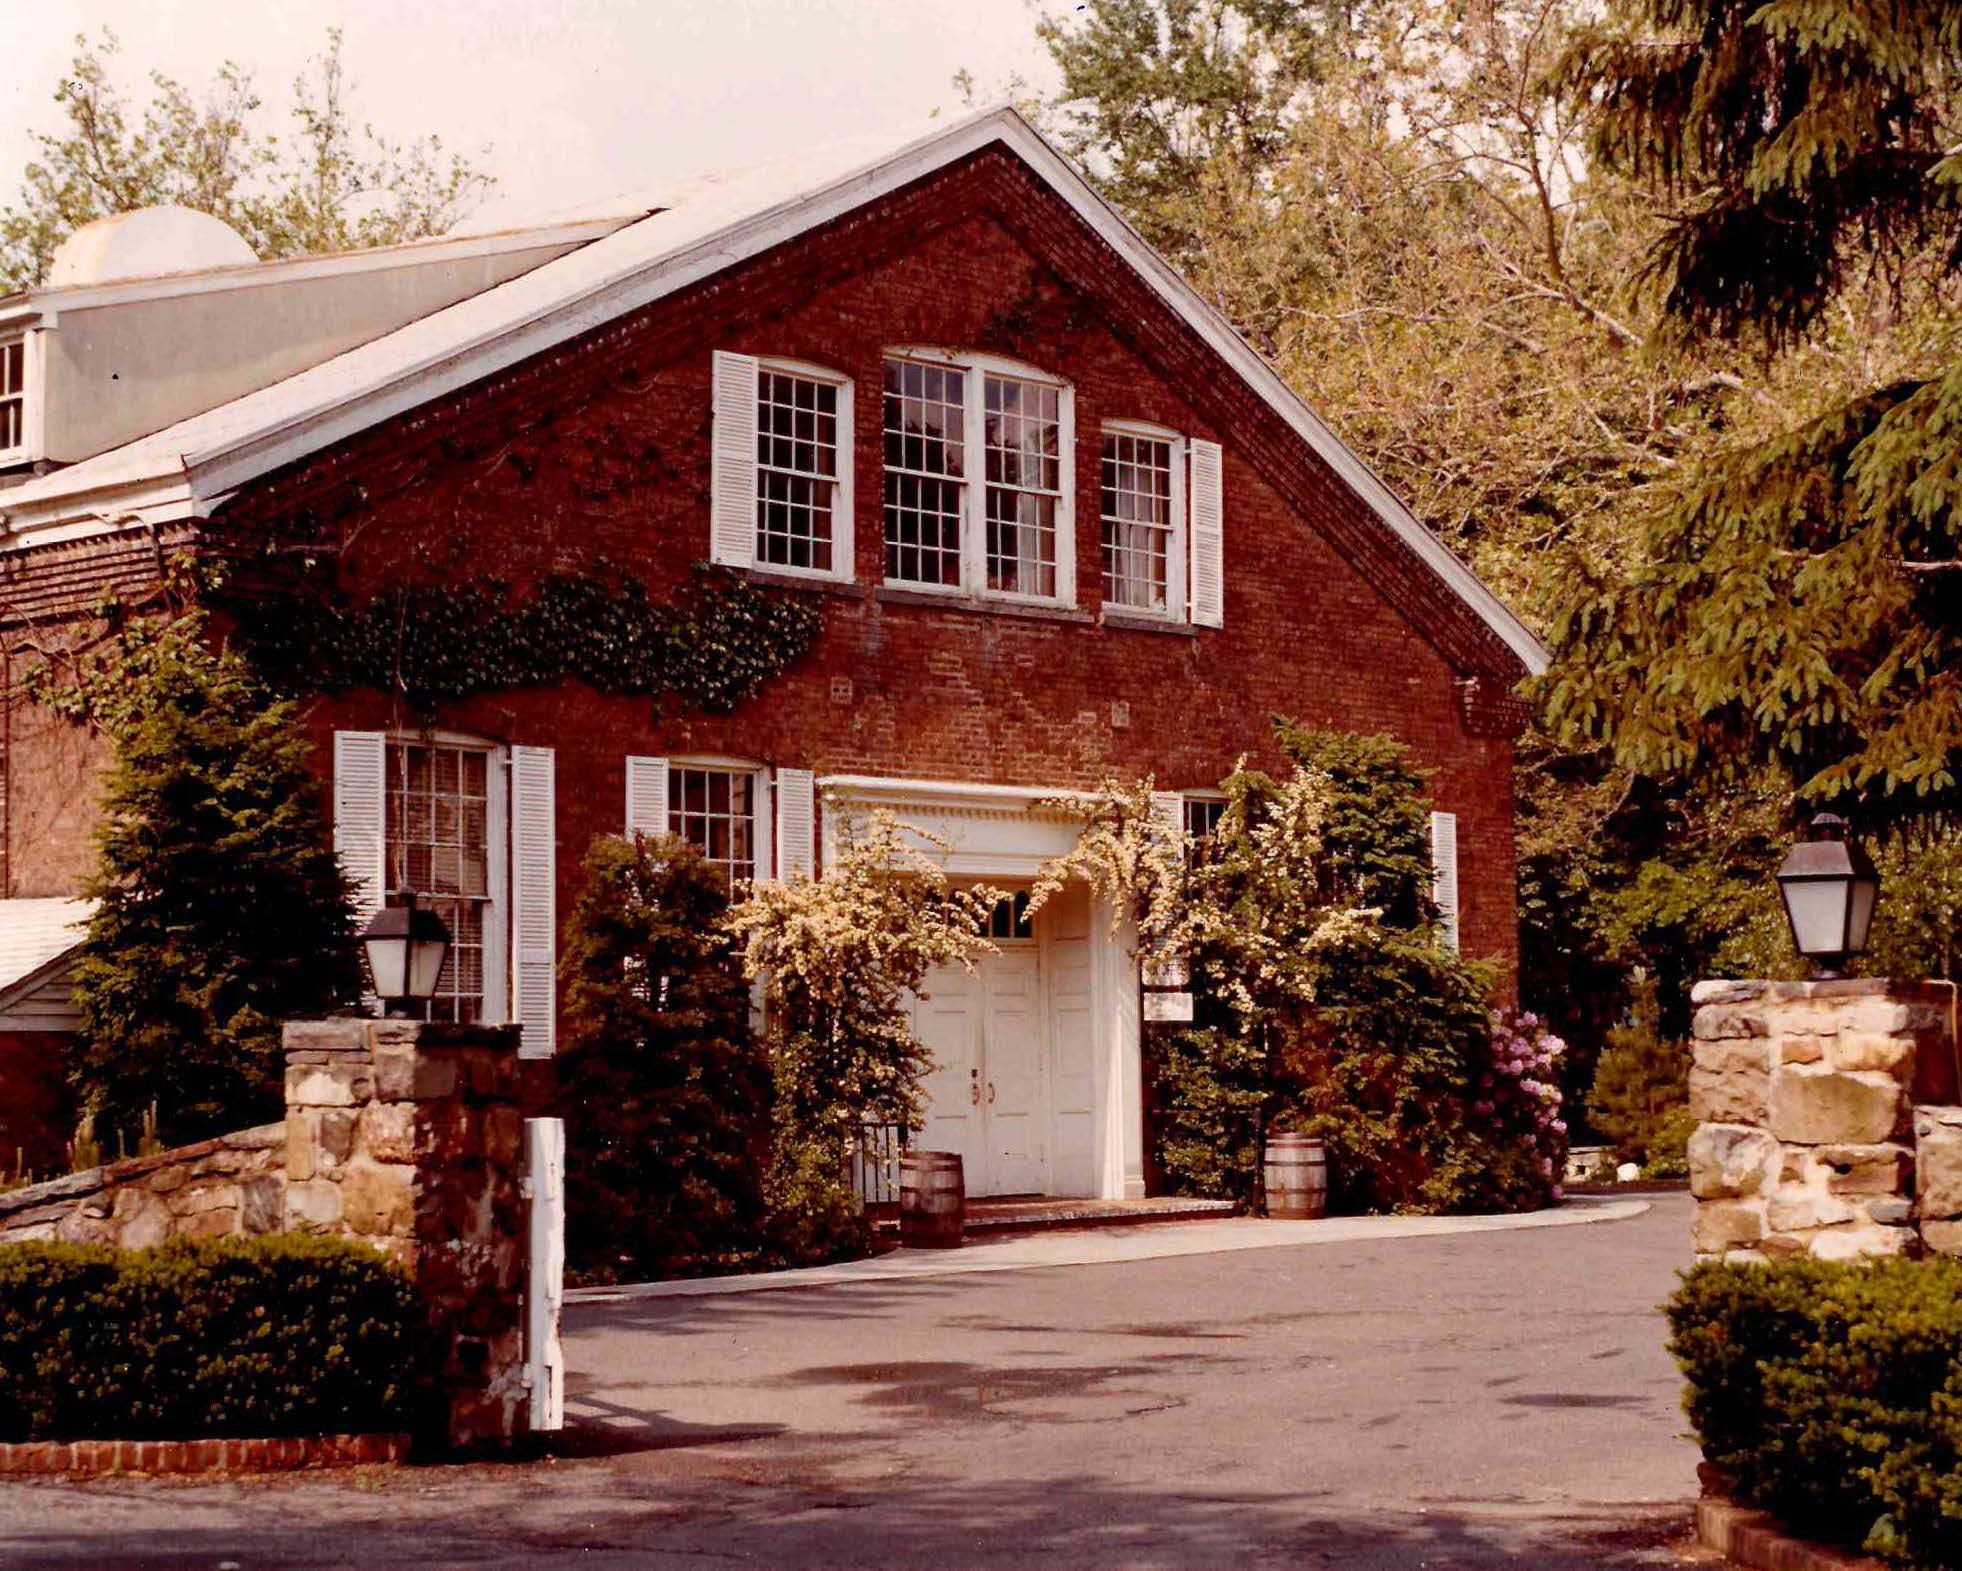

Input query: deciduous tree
[2,29,494,292]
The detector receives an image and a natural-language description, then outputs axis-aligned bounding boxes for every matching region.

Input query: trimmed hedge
[0,1234,413,1443]
[1669,1257,1962,1566]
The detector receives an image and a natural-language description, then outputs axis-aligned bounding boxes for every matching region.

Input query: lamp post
[358,887,452,1017]
[1775,813,1881,980]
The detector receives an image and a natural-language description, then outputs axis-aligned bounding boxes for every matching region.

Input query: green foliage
[1642,1105,1696,1181]
[556,834,770,1283]
[1033,0,1365,271]
[40,611,362,1149]
[232,565,823,719]
[1148,1026,1267,1199]
[0,1234,412,1443]
[1279,926,1518,1213]
[1546,0,1962,827]
[1125,722,1565,1214]
[1585,976,1691,1168]
[727,815,999,1265]
[1545,372,1962,823]
[2,29,494,291]
[1273,719,1438,925]
[1562,0,1961,345]
[757,1126,872,1270]
[1025,0,1961,1085]
[1866,824,1962,981]
[1669,1256,1962,1565]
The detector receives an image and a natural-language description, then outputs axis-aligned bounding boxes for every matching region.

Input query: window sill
[1100,609,1196,637]
[873,585,1094,625]
[742,567,868,599]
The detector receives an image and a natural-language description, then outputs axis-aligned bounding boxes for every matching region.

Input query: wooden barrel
[1263,1134,1328,1220]
[899,1151,965,1248]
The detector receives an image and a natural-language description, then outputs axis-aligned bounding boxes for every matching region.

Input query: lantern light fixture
[358,887,452,1017]
[1774,813,1880,980]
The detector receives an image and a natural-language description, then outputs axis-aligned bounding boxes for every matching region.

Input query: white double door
[915,944,1049,1197]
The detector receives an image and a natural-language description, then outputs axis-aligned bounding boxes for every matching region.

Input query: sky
[0,0,1064,232]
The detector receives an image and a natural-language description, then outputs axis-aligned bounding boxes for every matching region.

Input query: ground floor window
[668,763,759,886]
[1183,794,1227,842]
[386,741,491,1022]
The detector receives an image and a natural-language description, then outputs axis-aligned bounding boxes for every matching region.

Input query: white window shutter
[511,746,557,1058]
[776,767,816,881]
[333,731,388,923]
[1189,438,1224,628]
[1430,810,1461,952]
[625,755,670,840]
[1150,790,1183,845]
[710,350,759,570]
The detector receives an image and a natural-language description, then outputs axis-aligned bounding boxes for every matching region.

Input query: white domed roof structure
[48,206,257,288]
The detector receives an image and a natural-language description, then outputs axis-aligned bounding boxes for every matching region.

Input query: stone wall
[1689,979,1961,1262]
[0,1123,283,1246]
[0,1018,530,1451]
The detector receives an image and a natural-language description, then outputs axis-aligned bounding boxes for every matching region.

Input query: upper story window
[882,358,965,588]
[709,351,854,582]
[0,339,25,459]
[1101,425,1185,617]
[756,363,846,575]
[882,351,1074,604]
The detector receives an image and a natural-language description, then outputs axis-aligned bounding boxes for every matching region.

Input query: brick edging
[1697,1495,1888,1571]
[0,1432,410,1477]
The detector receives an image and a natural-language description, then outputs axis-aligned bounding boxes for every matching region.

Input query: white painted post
[523,1116,566,1433]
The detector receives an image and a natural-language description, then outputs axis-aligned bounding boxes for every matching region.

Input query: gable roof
[0,107,1548,676]
[0,898,91,1018]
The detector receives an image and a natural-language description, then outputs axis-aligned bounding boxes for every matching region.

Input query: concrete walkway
[569,1194,1650,1302]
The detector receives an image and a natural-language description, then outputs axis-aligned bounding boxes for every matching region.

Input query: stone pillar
[1915,1105,1962,1257]
[282,1019,528,1451]
[1688,980,1957,1262]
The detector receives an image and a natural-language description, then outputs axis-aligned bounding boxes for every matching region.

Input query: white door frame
[822,774,1146,1200]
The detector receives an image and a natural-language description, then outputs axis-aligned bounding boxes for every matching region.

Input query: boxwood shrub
[1669,1257,1962,1566]
[0,1234,413,1443]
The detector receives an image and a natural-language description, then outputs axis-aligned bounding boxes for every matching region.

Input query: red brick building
[0,109,1545,1198]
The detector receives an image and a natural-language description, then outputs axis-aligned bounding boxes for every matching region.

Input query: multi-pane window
[0,340,24,456]
[756,367,841,573]
[1183,796,1227,842]
[1102,430,1177,612]
[667,764,757,887]
[882,358,966,588]
[983,376,1062,597]
[986,890,1035,940]
[386,743,491,1023]
[882,353,1072,601]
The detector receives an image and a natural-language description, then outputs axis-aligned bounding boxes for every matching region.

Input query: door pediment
[818,775,1087,878]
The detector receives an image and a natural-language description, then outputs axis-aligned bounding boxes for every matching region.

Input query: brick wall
[1,152,1527,971]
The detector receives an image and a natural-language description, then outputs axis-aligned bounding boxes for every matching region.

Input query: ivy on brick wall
[231,564,823,716]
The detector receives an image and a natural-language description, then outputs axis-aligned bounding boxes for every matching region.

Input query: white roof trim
[0,215,640,318]
[0,107,1546,674]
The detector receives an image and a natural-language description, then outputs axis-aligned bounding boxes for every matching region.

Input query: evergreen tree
[1585,973,1692,1166]
[556,834,769,1282]
[1547,0,1962,826]
[55,612,362,1148]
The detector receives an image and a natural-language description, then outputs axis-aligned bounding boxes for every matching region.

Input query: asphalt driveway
[0,1192,1703,1570]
